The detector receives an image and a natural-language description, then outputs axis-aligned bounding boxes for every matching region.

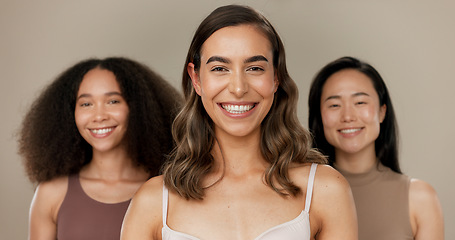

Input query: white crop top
[162,163,318,240]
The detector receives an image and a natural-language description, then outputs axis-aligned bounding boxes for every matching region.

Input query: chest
[167,184,308,240]
[350,178,413,239]
[57,179,130,240]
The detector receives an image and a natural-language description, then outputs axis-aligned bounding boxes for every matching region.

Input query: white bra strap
[162,184,169,226]
[304,163,318,213]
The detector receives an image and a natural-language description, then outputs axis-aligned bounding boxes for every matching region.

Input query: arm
[29,178,67,240]
[311,165,358,240]
[409,178,444,240]
[121,176,163,240]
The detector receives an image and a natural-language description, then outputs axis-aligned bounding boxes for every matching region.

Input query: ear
[188,63,201,96]
[379,104,387,123]
[273,72,279,93]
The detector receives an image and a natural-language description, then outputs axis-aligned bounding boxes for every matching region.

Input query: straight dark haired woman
[308,56,444,239]
[121,5,357,240]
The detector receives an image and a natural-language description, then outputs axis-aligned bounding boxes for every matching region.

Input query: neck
[334,147,377,174]
[212,128,267,176]
[83,146,145,181]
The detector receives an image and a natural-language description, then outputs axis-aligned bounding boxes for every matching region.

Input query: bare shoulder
[36,176,68,193]
[311,164,350,190]
[132,175,164,205]
[290,163,350,192]
[311,164,352,207]
[139,174,164,190]
[409,178,439,201]
[33,176,68,210]
[30,175,69,234]
[127,175,164,215]
[290,164,353,212]
[294,164,358,239]
[409,178,444,239]
[313,164,347,181]
[121,175,164,239]
[409,178,443,215]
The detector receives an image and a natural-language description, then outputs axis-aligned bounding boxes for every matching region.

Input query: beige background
[1,0,453,238]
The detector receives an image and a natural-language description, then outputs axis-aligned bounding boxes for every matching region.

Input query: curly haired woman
[18,57,182,240]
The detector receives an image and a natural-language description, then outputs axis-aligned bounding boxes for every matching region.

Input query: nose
[93,105,108,122]
[341,105,356,123]
[228,72,249,98]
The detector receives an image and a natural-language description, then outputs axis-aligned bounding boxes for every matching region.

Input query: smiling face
[320,69,386,157]
[188,24,278,139]
[75,68,129,154]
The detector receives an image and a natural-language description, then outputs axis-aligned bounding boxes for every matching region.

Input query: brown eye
[79,102,91,107]
[247,66,264,71]
[211,67,228,72]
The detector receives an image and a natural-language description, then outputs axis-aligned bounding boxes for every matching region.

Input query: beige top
[162,163,319,240]
[337,163,413,240]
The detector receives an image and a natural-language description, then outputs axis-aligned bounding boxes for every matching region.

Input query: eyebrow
[77,91,122,100]
[205,55,269,64]
[353,92,370,97]
[323,92,370,102]
[206,56,230,64]
[244,55,269,63]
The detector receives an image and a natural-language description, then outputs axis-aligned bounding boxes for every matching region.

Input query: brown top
[337,163,413,240]
[57,174,131,240]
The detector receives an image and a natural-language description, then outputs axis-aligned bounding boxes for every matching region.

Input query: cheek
[199,76,225,98]
[251,71,277,91]
[200,82,217,97]
[360,107,381,124]
[320,110,338,143]
[121,110,129,126]
[320,109,337,127]
[252,78,277,96]
[113,107,130,125]
[74,109,85,128]
[322,124,336,146]
[74,110,88,137]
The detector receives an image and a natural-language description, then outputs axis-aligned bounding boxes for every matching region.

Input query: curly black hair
[18,57,183,183]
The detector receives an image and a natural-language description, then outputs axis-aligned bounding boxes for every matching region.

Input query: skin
[320,69,386,173]
[320,69,444,239]
[121,25,357,240]
[75,68,129,157]
[28,68,149,240]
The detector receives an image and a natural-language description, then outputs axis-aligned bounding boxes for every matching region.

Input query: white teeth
[90,128,113,134]
[221,104,254,114]
[340,128,361,134]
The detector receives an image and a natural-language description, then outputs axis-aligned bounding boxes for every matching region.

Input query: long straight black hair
[308,56,401,173]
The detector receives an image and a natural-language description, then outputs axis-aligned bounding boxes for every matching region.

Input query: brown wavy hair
[162,5,327,200]
[18,57,183,183]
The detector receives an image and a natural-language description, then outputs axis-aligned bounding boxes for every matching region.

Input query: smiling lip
[219,102,257,117]
[338,128,362,136]
[89,127,115,138]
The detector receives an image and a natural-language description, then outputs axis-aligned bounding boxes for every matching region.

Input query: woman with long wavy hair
[122,5,357,240]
